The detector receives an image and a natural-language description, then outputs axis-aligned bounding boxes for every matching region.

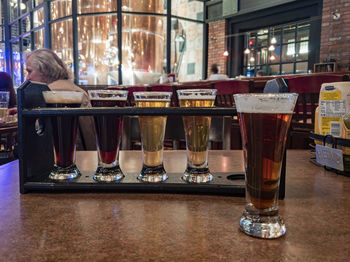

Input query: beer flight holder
[17,81,286,198]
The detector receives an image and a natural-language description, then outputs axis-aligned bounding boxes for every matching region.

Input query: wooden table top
[0,150,349,261]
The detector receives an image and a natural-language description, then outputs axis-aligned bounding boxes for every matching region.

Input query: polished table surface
[0,150,349,261]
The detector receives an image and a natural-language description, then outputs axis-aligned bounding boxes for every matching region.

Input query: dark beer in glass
[177,89,217,183]
[134,91,172,182]
[42,91,84,181]
[234,93,298,239]
[88,90,128,182]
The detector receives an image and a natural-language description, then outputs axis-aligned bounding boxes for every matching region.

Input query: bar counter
[0,150,349,261]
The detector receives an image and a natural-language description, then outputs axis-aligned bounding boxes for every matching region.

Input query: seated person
[256,70,266,77]
[25,48,96,150]
[208,64,229,80]
[0,72,17,115]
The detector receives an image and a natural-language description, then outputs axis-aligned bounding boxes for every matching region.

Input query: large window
[3,0,205,87]
[243,22,310,76]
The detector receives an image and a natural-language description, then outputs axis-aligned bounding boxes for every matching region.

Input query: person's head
[25,48,70,84]
[256,70,265,77]
[210,64,219,74]
[0,72,13,91]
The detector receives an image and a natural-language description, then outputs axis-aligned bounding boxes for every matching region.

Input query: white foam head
[177,89,217,100]
[234,93,298,113]
[88,90,128,101]
[133,91,172,101]
[43,91,84,104]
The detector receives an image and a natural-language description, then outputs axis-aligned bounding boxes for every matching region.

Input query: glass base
[138,164,168,183]
[49,164,81,181]
[182,167,213,183]
[93,165,124,183]
[239,211,286,239]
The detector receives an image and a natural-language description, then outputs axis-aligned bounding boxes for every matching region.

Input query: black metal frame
[17,81,287,199]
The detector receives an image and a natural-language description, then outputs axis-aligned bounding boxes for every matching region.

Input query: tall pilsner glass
[134,92,172,182]
[234,93,298,239]
[42,91,84,181]
[177,89,217,183]
[88,90,128,182]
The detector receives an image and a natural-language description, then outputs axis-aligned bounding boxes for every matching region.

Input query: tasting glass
[88,90,128,182]
[234,93,298,239]
[134,91,172,182]
[0,91,9,121]
[177,89,217,183]
[42,91,84,181]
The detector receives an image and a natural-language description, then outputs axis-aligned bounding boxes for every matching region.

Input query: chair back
[213,80,251,107]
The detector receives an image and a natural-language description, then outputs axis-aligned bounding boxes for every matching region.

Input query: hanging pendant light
[268,45,275,51]
[270,28,277,44]
[244,32,250,54]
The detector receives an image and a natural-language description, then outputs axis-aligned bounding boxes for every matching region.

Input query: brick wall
[320,0,350,71]
[208,20,227,76]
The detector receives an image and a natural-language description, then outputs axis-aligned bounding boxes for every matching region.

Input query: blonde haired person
[25,48,95,150]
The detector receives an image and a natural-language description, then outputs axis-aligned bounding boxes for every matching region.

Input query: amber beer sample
[88,90,128,182]
[177,89,217,183]
[0,91,9,120]
[134,92,172,182]
[241,112,292,209]
[42,91,84,180]
[235,93,298,239]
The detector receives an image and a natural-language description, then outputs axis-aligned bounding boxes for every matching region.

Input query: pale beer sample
[177,89,217,183]
[134,92,172,182]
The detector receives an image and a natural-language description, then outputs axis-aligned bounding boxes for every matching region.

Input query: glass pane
[11,22,19,39]
[172,0,204,21]
[10,1,18,22]
[257,47,268,65]
[297,23,310,41]
[34,28,45,49]
[269,47,280,64]
[271,28,281,45]
[296,41,308,61]
[33,8,44,28]
[0,27,3,41]
[122,0,166,14]
[78,15,119,85]
[282,63,294,75]
[51,0,72,20]
[22,34,31,53]
[78,0,117,14]
[283,25,295,44]
[247,53,255,67]
[270,64,280,75]
[51,19,74,74]
[171,19,203,82]
[21,0,30,15]
[21,16,31,34]
[35,0,44,7]
[12,42,22,87]
[257,30,268,48]
[281,43,295,63]
[296,62,308,74]
[123,14,166,85]
[0,43,5,72]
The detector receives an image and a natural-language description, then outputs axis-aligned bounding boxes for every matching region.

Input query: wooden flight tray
[17,81,287,198]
